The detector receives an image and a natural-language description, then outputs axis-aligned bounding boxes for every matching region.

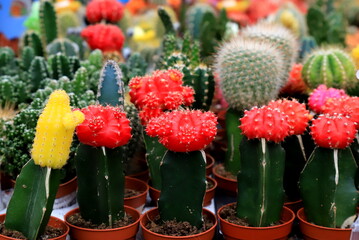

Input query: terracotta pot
[297,208,352,240]
[0,215,69,240]
[124,176,149,212]
[149,176,217,206]
[140,207,217,240]
[205,154,215,176]
[212,163,237,196]
[284,199,303,215]
[218,203,295,240]
[64,206,140,240]
[11,176,77,199]
[128,168,150,183]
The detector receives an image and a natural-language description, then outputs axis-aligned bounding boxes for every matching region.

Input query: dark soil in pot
[219,204,283,227]
[215,164,236,180]
[145,214,214,237]
[124,188,142,198]
[66,213,134,230]
[0,224,64,240]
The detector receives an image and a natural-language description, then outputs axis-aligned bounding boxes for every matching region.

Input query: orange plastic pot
[0,215,69,240]
[218,203,295,240]
[127,168,150,183]
[149,176,217,206]
[284,199,303,215]
[140,207,217,240]
[205,154,215,176]
[124,176,149,212]
[64,206,140,240]
[297,208,352,240]
[212,163,237,196]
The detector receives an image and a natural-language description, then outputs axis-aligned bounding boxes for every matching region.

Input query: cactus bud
[308,84,347,113]
[310,114,356,149]
[146,110,217,152]
[240,106,290,143]
[267,99,311,135]
[31,90,84,169]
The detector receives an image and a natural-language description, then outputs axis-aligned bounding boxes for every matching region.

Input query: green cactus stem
[72,67,89,96]
[119,53,148,85]
[97,60,124,108]
[224,108,242,175]
[5,160,62,240]
[48,53,72,80]
[143,133,167,190]
[158,150,206,228]
[75,144,125,226]
[158,7,175,35]
[299,147,358,228]
[47,38,79,57]
[236,137,285,227]
[21,46,35,71]
[29,56,50,92]
[39,0,58,49]
[23,32,44,57]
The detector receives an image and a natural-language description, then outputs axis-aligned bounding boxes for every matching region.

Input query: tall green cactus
[23,31,44,57]
[39,0,58,49]
[158,150,206,228]
[236,137,285,227]
[299,147,358,228]
[29,56,50,92]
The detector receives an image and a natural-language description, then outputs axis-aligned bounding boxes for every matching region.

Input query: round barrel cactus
[302,47,357,91]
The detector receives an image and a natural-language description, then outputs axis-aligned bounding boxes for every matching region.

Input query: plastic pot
[124,176,149,212]
[212,163,237,196]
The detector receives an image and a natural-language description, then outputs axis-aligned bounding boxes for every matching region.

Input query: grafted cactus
[5,90,84,240]
[300,115,359,228]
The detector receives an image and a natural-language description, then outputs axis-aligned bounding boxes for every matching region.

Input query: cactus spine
[75,60,131,226]
[302,47,356,92]
[5,90,84,240]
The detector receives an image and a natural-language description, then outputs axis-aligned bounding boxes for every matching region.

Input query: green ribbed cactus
[215,37,285,175]
[4,90,83,240]
[302,47,356,91]
[48,53,72,79]
[39,0,58,50]
[0,76,29,107]
[75,60,130,226]
[29,56,50,92]
[47,38,79,57]
[241,22,298,84]
[23,31,44,57]
[186,3,216,40]
[236,137,285,227]
[21,46,35,71]
[0,47,17,76]
[72,67,89,96]
[68,56,81,74]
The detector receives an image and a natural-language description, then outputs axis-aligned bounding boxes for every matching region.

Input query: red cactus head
[81,24,125,52]
[267,99,311,135]
[86,0,124,23]
[129,69,195,125]
[308,84,347,113]
[322,96,359,129]
[280,64,307,95]
[240,106,290,143]
[146,110,217,152]
[310,114,356,149]
[76,105,132,148]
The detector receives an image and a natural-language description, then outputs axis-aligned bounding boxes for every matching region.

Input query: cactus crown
[267,99,311,136]
[310,114,356,149]
[240,106,290,143]
[146,109,217,152]
[31,90,84,169]
[308,84,347,113]
[85,0,124,24]
[215,36,285,111]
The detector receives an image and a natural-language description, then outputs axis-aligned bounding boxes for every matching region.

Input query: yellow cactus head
[280,10,299,37]
[31,90,84,169]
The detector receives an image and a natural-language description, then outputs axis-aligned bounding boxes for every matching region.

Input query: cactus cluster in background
[302,47,356,93]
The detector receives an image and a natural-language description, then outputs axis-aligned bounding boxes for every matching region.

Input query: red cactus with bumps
[146,110,217,152]
[86,0,124,23]
[129,69,195,125]
[280,64,307,95]
[76,105,132,148]
[322,96,359,129]
[310,114,356,149]
[308,84,347,113]
[81,24,125,52]
[240,106,290,143]
[267,99,311,136]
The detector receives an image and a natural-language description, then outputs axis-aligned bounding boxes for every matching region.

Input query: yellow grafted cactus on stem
[31,90,85,169]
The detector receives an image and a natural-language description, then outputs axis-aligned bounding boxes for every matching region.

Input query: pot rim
[297,207,353,231]
[212,163,237,183]
[124,176,149,201]
[0,215,69,240]
[140,207,218,239]
[64,205,141,233]
[217,202,295,230]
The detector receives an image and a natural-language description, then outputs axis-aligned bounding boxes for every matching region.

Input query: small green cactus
[119,53,148,85]
[29,56,50,92]
[0,47,17,76]
[186,3,216,40]
[0,76,29,108]
[48,53,72,79]
[23,31,44,57]
[21,46,35,71]
[47,38,79,57]
[302,47,356,91]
